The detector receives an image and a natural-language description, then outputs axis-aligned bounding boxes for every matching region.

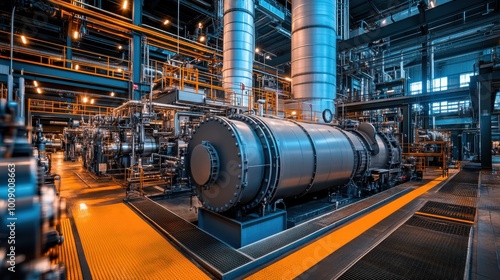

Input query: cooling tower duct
[291,0,337,121]
[222,0,254,108]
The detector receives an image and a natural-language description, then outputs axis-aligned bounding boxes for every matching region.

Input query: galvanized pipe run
[222,0,254,108]
[291,0,337,121]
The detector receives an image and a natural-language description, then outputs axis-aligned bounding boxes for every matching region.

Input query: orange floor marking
[247,177,446,280]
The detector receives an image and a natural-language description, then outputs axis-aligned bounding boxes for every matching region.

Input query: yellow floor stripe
[73,203,210,280]
[414,211,475,225]
[247,177,446,280]
[59,218,83,280]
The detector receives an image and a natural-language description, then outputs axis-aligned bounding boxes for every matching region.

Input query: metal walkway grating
[127,197,253,276]
[338,216,472,280]
[239,186,411,258]
[439,182,478,197]
[481,173,500,186]
[59,218,83,280]
[418,200,476,222]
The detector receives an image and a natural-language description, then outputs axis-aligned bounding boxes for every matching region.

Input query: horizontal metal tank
[187,115,400,213]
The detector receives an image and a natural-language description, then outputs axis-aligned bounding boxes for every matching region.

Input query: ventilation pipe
[292,0,337,122]
[222,0,254,109]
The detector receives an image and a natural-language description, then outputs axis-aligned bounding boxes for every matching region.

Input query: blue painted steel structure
[132,0,142,100]
[0,59,151,98]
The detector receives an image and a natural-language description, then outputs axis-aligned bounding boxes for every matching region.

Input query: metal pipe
[18,74,25,122]
[113,100,190,113]
[400,53,405,79]
[8,6,15,102]
[139,123,145,144]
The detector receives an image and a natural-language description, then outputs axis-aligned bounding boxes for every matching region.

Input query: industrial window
[410,81,422,95]
[495,93,500,110]
[460,73,474,87]
[432,77,448,91]
[431,100,470,114]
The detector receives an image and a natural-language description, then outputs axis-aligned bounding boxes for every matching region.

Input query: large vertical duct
[222,0,254,109]
[292,0,337,121]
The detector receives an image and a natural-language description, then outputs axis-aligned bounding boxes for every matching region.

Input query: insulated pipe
[222,0,254,108]
[8,6,15,102]
[187,115,400,213]
[113,100,190,114]
[291,0,337,121]
[18,75,25,122]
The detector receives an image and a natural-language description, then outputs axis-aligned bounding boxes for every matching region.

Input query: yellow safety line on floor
[59,218,83,280]
[247,177,446,280]
[414,211,475,225]
[73,203,210,280]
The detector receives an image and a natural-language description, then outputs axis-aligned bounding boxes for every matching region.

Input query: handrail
[28,98,115,117]
[0,30,130,80]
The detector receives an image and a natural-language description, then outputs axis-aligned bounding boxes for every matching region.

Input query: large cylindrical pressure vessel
[188,115,373,213]
[292,0,337,120]
[222,0,254,108]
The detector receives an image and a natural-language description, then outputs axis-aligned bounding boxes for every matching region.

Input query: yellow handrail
[28,98,114,117]
[0,30,130,80]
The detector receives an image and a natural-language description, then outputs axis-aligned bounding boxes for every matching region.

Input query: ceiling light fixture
[33,80,38,87]
[164,19,170,25]
[83,97,88,103]
[75,64,80,70]
[111,91,115,97]
[90,99,95,104]
[21,35,27,44]
[36,88,42,94]
[255,47,260,53]
[118,45,122,50]
[199,35,206,43]
[73,30,79,39]
[122,0,128,10]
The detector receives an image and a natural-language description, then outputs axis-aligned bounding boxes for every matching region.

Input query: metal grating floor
[418,200,476,222]
[481,173,500,186]
[126,185,410,278]
[439,182,478,197]
[58,218,83,280]
[338,216,472,280]
[239,186,410,258]
[127,197,253,276]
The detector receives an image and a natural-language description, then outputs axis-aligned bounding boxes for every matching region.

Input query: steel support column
[479,79,492,168]
[131,0,142,100]
[66,18,73,68]
[401,104,412,153]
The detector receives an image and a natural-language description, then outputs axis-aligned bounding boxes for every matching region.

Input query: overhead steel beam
[405,37,500,68]
[339,88,470,112]
[339,0,494,51]
[180,0,213,17]
[0,58,129,90]
[366,0,383,16]
[47,0,222,59]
